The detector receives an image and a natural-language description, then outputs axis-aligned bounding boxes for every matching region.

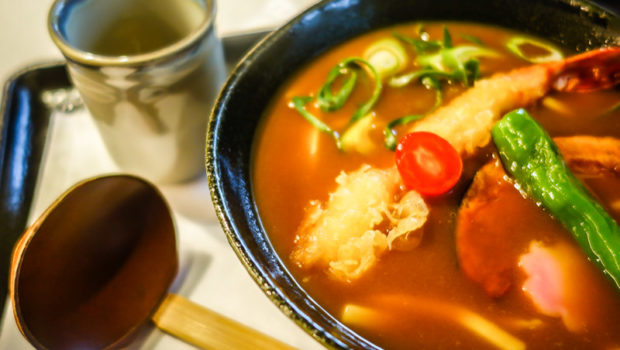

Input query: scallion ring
[317,64,358,112]
[506,36,564,63]
[292,96,342,149]
[342,58,383,126]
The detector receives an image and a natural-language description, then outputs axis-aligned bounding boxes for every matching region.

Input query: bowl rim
[206,2,363,347]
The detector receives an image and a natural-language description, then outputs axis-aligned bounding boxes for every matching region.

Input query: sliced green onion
[393,32,441,54]
[506,36,564,63]
[461,34,485,46]
[384,77,442,150]
[291,58,382,152]
[598,100,620,119]
[442,26,453,49]
[336,58,383,150]
[363,38,409,80]
[394,27,497,87]
[422,76,444,109]
[317,57,382,127]
[419,45,498,73]
[317,65,358,112]
[292,96,341,149]
[441,47,465,82]
[464,58,480,85]
[388,68,452,87]
[383,114,425,150]
[344,58,383,126]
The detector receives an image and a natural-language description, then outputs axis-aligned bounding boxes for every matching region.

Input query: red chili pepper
[395,131,463,196]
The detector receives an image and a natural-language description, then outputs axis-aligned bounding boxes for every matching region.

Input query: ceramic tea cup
[48,0,227,183]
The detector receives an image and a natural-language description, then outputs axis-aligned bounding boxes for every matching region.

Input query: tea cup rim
[47,0,217,67]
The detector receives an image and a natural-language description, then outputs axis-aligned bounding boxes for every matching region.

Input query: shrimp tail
[550,46,620,92]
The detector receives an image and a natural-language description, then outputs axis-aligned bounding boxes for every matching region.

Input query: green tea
[65,0,205,56]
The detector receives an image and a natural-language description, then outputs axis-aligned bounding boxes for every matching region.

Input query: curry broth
[253,22,620,349]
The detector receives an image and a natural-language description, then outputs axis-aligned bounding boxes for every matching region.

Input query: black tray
[0,31,268,325]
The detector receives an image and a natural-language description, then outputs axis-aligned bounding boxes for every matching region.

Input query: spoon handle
[152,293,296,350]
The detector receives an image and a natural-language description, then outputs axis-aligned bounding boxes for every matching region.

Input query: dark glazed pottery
[206,0,620,348]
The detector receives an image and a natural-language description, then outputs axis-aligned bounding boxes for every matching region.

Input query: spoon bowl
[9,175,292,349]
[10,175,176,349]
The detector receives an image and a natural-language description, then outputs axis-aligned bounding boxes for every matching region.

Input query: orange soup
[253,22,620,349]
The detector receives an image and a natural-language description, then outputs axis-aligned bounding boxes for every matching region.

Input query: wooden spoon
[9,175,294,349]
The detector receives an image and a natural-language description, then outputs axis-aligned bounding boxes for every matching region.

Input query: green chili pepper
[492,108,620,290]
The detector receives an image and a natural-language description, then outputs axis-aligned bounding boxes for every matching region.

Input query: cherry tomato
[395,131,463,196]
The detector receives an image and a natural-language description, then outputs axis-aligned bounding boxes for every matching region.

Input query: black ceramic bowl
[206,0,620,348]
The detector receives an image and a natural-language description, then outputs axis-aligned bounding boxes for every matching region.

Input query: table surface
[0,1,323,349]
